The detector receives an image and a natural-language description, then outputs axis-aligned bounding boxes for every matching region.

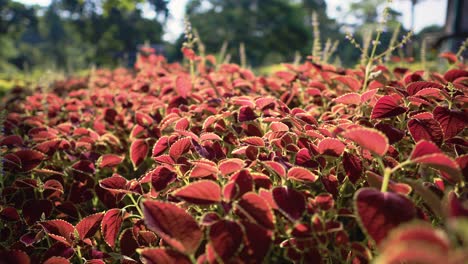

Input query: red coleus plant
[0,47,467,264]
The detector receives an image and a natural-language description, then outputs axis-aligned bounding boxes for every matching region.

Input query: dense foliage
[0,46,467,263]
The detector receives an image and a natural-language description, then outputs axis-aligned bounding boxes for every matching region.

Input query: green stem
[76,246,84,264]
[129,194,144,217]
[381,160,412,192]
[361,30,383,92]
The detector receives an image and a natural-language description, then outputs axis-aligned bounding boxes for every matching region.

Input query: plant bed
[0,48,467,264]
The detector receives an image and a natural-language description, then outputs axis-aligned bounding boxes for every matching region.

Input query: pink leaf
[342,127,389,157]
[173,180,222,205]
[101,209,124,248]
[142,200,202,254]
[354,188,417,245]
[130,139,149,169]
[175,75,192,98]
[371,95,407,119]
[317,138,345,156]
[287,167,317,183]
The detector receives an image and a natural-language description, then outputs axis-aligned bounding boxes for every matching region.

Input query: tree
[185,0,337,66]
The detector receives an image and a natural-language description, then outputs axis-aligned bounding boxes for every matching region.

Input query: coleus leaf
[97,154,124,169]
[43,256,71,264]
[238,106,257,122]
[354,188,417,245]
[287,167,317,183]
[406,81,443,96]
[101,209,124,248]
[189,160,218,178]
[263,161,286,178]
[342,127,389,157]
[343,152,363,184]
[444,69,468,82]
[439,51,458,64]
[130,139,149,169]
[23,199,53,225]
[169,137,191,160]
[333,75,361,91]
[172,180,221,205]
[333,93,361,105]
[433,106,467,140]
[0,250,31,264]
[317,138,345,156]
[409,140,462,182]
[208,220,244,262]
[218,158,244,176]
[375,221,451,264]
[235,192,275,229]
[138,248,191,264]
[407,117,444,146]
[142,200,202,255]
[152,136,169,157]
[370,95,407,119]
[75,212,104,240]
[175,75,192,99]
[39,220,75,246]
[272,186,305,221]
[240,221,273,262]
[12,149,45,172]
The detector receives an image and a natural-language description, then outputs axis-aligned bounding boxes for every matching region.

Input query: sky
[16,0,447,42]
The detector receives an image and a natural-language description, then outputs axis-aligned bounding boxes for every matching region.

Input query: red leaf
[374,122,405,144]
[343,152,363,184]
[317,138,345,156]
[142,200,202,254]
[270,121,289,132]
[135,111,154,127]
[138,248,191,264]
[98,154,124,169]
[169,137,191,159]
[287,167,317,183]
[13,149,45,172]
[263,161,286,178]
[444,69,468,82]
[241,136,265,147]
[218,158,244,176]
[236,192,275,229]
[152,136,169,157]
[99,174,128,194]
[240,221,273,262]
[173,180,221,205]
[101,209,124,248]
[411,153,462,182]
[333,93,361,105]
[377,222,451,263]
[406,81,443,96]
[354,188,417,245]
[190,160,218,178]
[407,118,444,145]
[333,75,361,91]
[0,207,20,221]
[43,256,71,264]
[410,140,442,160]
[130,139,149,169]
[209,220,244,262]
[433,106,467,140]
[0,250,31,264]
[371,95,407,119]
[439,52,458,64]
[119,228,139,257]
[76,212,104,240]
[238,106,257,122]
[272,186,305,221]
[342,127,389,157]
[175,75,192,99]
[39,220,75,246]
[146,166,177,191]
[22,199,53,225]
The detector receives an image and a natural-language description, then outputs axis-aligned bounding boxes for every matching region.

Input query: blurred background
[0,0,467,76]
